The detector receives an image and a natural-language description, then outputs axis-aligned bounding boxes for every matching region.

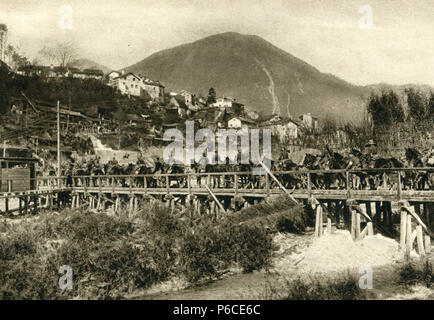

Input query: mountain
[124,32,371,120]
[70,58,111,74]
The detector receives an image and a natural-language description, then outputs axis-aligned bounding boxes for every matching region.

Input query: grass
[397,261,434,288]
[0,197,309,300]
[264,272,367,300]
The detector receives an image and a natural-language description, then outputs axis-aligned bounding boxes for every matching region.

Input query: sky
[1,0,433,86]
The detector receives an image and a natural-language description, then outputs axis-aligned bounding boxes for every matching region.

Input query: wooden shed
[0,157,38,192]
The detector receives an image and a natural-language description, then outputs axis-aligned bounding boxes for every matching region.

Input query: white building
[107,71,121,81]
[227,116,256,130]
[111,72,143,96]
[179,90,193,105]
[272,120,299,141]
[299,113,319,130]
[214,97,235,108]
[109,72,164,100]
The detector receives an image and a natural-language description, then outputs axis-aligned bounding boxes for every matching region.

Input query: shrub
[0,204,276,298]
[275,209,308,234]
[226,196,309,234]
[181,231,220,283]
[398,261,434,288]
[233,225,273,273]
[266,272,366,300]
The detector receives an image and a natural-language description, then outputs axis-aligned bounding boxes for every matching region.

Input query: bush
[233,225,273,273]
[0,203,276,298]
[226,196,309,233]
[266,273,366,300]
[180,221,273,282]
[398,261,434,288]
[275,209,308,234]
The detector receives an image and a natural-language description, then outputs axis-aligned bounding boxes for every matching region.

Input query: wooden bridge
[67,168,434,202]
[1,167,433,258]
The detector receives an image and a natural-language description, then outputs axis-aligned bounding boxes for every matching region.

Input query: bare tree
[38,41,77,67]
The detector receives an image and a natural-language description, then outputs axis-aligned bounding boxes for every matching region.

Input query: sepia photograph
[0,0,433,307]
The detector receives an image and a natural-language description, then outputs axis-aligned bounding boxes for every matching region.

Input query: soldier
[109,156,118,167]
[65,163,73,187]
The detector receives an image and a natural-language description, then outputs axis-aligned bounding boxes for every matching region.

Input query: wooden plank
[406,215,412,260]
[367,222,374,236]
[400,210,407,249]
[258,161,299,204]
[416,225,425,257]
[204,185,226,213]
[424,235,431,254]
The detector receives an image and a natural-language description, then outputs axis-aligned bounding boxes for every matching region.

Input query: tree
[206,87,216,105]
[406,88,427,123]
[429,91,434,122]
[38,41,77,67]
[367,90,404,131]
[4,45,30,71]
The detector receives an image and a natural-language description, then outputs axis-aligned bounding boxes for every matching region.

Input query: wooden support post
[397,171,402,200]
[319,205,323,236]
[315,204,322,237]
[367,222,374,236]
[210,201,216,218]
[97,195,101,211]
[24,196,28,215]
[204,185,226,213]
[351,210,356,241]
[129,197,134,215]
[188,174,191,196]
[423,203,430,229]
[400,210,407,249]
[366,202,372,218]
[355,211,361,241]
[265,174,270,197]
[406,215,412,260]
[327,218,332,235]
[33,196,38,214]
[416,225,425,258]
[424,235,431,254]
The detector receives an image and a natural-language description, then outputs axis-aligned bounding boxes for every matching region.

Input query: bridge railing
[65,167,434,195]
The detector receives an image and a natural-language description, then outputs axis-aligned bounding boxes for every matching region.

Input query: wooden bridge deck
[1,167,433,203]
[70,186,434,202]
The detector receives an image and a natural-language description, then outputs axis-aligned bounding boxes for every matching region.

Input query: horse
[277,159,303,189]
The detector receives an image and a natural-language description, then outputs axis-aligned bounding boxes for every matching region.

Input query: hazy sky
[1,0,433,86]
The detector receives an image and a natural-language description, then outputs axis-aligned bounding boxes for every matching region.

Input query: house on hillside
[259,114,284,126]
[227,116,257,130]
[107,71,121,81]
[75,69,104,80]
[142,78,165,100]
[272,119,301,142]
[258,117,301,142]
[109,71,165,100]
[213,96,245,113]
[299,113,319,130]
[110,72,143,97]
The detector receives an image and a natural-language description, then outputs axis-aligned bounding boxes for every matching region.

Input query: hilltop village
[2,62,325,164]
